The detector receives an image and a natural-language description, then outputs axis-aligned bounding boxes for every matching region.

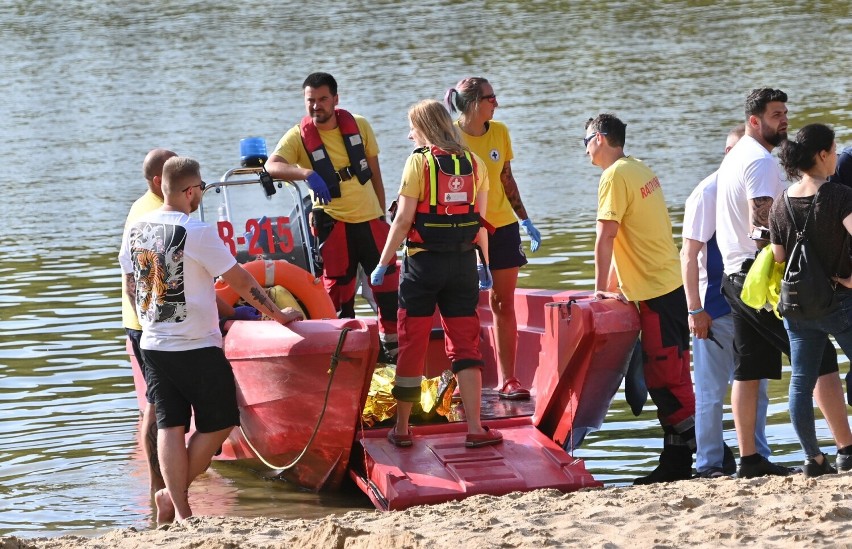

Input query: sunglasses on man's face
[186,181,207,192]
[583,132,608,148]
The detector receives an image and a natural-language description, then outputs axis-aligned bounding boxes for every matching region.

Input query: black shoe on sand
[737,455,790,479]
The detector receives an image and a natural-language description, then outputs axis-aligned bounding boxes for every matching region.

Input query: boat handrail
[199,167,317,275]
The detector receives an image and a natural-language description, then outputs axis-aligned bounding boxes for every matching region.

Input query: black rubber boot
[634,428,694,485]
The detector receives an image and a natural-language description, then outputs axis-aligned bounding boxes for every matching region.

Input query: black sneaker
[837,452,852,472]
[737,455,791,479]
[803,454,837,478]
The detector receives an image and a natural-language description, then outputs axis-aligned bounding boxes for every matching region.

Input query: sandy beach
[5,471,852,549]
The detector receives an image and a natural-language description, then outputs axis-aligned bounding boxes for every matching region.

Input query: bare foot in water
[154,488,175,525]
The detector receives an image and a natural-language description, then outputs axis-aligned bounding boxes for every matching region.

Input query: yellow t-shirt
[597,156,681,302]
[121,190,164,330]
[271,114,383,223]
[398,149,490,254]
[456,120,517,228]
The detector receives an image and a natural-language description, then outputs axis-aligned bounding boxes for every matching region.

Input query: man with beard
[265,72,399,363]
[119,157,303,523]
[716,88,848,478]
[681,124,773,479]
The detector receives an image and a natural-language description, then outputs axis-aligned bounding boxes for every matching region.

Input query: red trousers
[318,217,398,335]
[638,286,696,428]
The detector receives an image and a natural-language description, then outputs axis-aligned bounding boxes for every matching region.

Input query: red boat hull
[350,290,640,510]
[129,317,378,492]
[128,289,640,505]
[351,418,601,511]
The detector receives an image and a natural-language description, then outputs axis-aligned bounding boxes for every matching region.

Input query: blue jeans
[693,314,770,471]
[784,290,852,458]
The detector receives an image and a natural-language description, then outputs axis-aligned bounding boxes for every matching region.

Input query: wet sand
[5,471,852,548]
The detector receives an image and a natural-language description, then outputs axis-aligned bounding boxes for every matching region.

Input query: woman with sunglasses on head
[370,99,502,449]
[768,123,852,477]
[445,77,542,400]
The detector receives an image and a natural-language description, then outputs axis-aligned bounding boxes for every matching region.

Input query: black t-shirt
[769,182,852,278]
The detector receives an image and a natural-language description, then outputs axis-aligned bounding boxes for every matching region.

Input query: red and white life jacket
[406,146,481,252]
[300,109,371,199]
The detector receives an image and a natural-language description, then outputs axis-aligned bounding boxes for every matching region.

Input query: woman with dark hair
[445,77,541,400]
[769,123,852,476]
[370,99,502,448]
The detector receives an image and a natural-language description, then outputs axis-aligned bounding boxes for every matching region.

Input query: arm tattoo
[500,162,528,220]
[249,285,278,316]
[125,273,138,314]
[751,196,774,228]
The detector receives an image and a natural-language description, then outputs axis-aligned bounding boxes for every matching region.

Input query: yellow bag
[767,260,785,318]
[740,246,784,318]
[266,285,306,318]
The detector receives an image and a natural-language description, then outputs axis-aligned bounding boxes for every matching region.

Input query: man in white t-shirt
[682,124,771,478]
[119,157,302,524]
[715,88,847,479]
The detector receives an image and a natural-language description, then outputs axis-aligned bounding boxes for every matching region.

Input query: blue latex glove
[520,218,542,253]
[232,305,261,321]
[370,264,389,286]
[477,264,493,291]
[306,172,331,205]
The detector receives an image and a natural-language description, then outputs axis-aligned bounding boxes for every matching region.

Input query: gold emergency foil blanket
[361,366,397,427]
[361,367,457,427]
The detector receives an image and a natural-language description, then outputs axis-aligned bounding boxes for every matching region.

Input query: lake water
[1,0,851,539]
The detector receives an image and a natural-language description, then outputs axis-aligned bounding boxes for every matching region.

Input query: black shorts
[142,346,240,432]
[722,273,838,381]
[488,222,528,271]
[125,328,154,404]
[399,249,479,318]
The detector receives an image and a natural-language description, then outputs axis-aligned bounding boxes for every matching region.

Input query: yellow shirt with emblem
[456,119,517,228]
[121,190,164,330]
[398,149,490,254]
[597,156,681,302]
[271,114,383,223]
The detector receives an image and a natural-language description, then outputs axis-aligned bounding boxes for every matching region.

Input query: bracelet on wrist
[688,307,704,316]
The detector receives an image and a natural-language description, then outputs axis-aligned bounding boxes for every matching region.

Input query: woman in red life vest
[370,99,503,448]
[445,77,541,400]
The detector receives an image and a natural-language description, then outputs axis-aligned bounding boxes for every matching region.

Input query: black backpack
[778,187,838,319]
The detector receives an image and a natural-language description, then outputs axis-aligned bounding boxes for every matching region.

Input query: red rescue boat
[127,167,640,508]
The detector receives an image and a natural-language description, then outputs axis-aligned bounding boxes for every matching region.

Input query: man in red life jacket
[265,72,399,361]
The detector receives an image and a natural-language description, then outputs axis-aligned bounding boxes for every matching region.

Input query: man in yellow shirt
[265,72,398,361]
[585,113,696,484]
[121,148,176,496]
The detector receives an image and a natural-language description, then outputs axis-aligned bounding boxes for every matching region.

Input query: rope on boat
[238,327,353,472]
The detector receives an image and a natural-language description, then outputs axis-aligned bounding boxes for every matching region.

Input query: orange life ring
[215,259,336,320]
